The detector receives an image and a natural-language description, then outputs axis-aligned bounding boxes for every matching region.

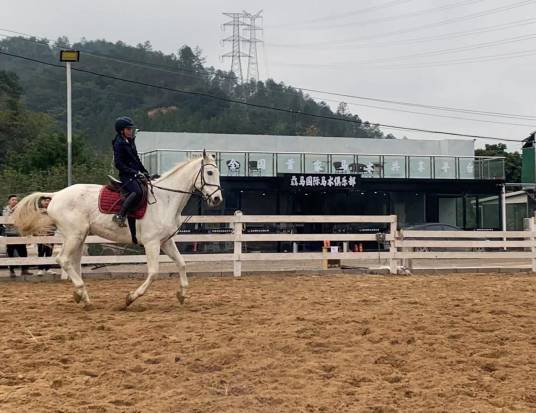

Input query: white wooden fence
[1,213,535,276]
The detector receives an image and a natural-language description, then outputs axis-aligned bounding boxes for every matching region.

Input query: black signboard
[283,174,359,190]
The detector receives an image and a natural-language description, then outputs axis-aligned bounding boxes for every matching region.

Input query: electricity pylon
[221,12,249,83]
[242,10,263,82]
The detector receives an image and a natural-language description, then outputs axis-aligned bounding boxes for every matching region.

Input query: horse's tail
[12,192,55,236]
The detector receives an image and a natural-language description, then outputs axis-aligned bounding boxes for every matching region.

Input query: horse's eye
[207,170,213,176]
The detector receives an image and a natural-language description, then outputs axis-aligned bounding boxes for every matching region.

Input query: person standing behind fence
[3,195,32,278]
[36,196,56,277]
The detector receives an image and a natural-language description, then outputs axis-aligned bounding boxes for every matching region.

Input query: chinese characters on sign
[362,162,374,177]
[289,174,358,189]
[226,159,240,171]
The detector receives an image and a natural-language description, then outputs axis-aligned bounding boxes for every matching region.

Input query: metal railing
[140,150,505,180]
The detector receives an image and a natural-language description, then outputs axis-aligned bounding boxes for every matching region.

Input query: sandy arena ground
[1,272,536,412]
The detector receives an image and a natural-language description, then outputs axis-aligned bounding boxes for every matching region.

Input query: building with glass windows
[137,132,505,230]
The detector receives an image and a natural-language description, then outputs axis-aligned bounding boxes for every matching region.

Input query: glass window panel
[465,196,477,229]
[479,195,500,229]
[248,153,274,176]
[434,157,456,179]
[220,153,246,176]
[438,197,458,226]
[487,158,505,179]
[277,153,302,174]
[357,155,381,178]
[383,156,406,178]
[458,158,475,179]
[159,151,187,174]
[144,153,156,175]
[409,156,431,179]
[304,154,329,173]
[188,151,204,159]
[331,155,355,174]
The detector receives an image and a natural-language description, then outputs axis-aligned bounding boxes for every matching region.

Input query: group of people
[2,194,56,278]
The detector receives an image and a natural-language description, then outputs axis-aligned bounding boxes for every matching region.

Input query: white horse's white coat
[13,153,222,307]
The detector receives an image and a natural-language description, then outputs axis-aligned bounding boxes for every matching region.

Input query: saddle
[98,175,148,219]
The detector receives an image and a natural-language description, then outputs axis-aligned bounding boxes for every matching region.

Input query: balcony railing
[140,150,505,180]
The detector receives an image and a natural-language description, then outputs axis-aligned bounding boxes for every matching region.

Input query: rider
[112,116,149,227]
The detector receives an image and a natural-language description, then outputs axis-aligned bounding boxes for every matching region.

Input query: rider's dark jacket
[112,134,148,180]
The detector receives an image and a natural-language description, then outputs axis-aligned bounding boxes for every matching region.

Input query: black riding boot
[112,192,139,227]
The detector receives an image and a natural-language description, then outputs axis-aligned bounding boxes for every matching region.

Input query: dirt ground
[1,273,536,413]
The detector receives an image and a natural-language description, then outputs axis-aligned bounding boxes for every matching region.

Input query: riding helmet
[114,116,134,133]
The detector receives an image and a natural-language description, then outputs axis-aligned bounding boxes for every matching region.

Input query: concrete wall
[136,132,474,157]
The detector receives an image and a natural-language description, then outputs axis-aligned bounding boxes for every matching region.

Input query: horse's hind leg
[161,239,188,304]
[56,237,88,305]
[125,240,160,307]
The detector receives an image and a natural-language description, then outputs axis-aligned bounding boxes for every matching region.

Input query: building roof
[136,131,474,157]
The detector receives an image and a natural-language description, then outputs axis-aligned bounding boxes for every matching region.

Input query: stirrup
[112,214,127,227]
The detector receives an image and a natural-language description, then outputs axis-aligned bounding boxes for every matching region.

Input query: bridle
[147,160,222,202]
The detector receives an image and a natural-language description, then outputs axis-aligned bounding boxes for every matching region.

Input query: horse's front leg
[125,241,161,307]
[161,239,188,304]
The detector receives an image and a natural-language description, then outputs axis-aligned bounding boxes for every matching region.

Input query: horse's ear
[203,149,206,159]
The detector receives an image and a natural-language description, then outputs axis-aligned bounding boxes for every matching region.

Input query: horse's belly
[89,220,134,244]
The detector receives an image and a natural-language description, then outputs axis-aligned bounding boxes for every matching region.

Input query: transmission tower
[221,12,249,83]
[242,10,263,82]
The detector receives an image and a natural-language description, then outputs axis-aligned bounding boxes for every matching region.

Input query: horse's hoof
[83,303,94,311]
[176,291,186,305]
[125,293,134,307]
[73,291,82,304]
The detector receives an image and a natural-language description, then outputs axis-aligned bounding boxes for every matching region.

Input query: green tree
[475,143,521,182]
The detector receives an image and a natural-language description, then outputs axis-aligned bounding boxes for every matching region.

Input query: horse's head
[194,150,223,207]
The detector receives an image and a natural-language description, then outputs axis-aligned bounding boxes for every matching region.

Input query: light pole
[59,50,80,186]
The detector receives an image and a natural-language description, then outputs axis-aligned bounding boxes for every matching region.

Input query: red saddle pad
[98,186,148,219]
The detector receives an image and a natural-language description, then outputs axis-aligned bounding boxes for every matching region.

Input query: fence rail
[1,213,535,276]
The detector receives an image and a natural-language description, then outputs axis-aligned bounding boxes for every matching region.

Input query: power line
[268,0,415,28]
[314,0,489,30]
[337,33,536,65]
[2,30,535,122]
[0,49,524,143]
[370,47,536,69]
[337,18,536,50]
[268,0,536,48]
[271,33,536,71]
[268,17,536,50]
[298,88,536,121]
[307,95,536,128]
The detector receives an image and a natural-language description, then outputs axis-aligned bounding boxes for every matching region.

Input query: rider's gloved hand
[135,171,146,180]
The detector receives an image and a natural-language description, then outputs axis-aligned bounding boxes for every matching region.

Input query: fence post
[530,218,536,273]
[233,210,243,277]
[399,229,412,272]
[389,215,397,275]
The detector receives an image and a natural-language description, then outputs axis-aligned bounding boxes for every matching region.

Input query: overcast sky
[4,0,536,151]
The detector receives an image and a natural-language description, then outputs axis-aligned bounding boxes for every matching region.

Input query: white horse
[13,151,222,308]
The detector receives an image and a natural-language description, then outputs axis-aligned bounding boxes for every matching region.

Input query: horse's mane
[155,157,199,182]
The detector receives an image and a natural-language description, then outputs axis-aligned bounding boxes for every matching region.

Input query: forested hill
[0,36,393,150]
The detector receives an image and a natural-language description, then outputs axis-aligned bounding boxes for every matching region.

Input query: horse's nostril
[214,196,221,204]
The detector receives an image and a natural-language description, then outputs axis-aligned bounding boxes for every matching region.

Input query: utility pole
[242,10,263,82]
[221,12,249,83]
[59,50,80,186]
